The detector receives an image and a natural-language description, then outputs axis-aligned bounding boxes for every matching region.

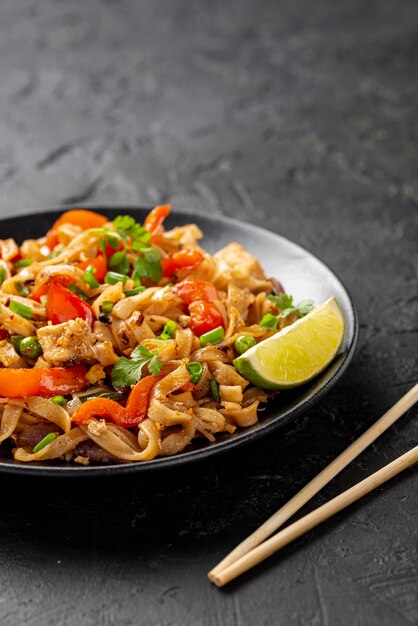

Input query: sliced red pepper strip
[0,365,88,398]
[188,300,225,337]
[72,374,164,428]
[172,279,218,304]
[124,374,165,427]
[72,398,126,426]
[144,205,171,234]
[161,249,205,277]
[76,256,107,282]
[46,281,94,327]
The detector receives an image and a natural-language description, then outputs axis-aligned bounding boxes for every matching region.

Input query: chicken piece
[213,243,272,293]
[37,318,97,366]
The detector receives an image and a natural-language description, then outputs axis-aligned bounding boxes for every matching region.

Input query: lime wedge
[233,297,345,389]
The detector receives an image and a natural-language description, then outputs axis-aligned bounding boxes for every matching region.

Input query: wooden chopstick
[208,382,418,584]
[210,443,418,587]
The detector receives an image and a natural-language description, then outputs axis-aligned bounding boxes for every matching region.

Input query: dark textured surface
[0,0,417,624]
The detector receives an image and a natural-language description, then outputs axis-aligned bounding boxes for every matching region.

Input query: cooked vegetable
[46,281,94,327]
[10,300,33,320]
[172,279,218,304]
[105,271,129,285]
[0,365,87,397]
[235,334,257,355]
[199,325,225,347]
[19,336,42,359]
[111,345,163,389]
[189,301,225,337]
[210,379,221,401]
[187,362,203,384]
[161,249,204,277]
[32,432,57,453]
[51,395,68,406]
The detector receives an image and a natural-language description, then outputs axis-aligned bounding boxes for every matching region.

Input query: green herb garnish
[51,395,67,406]
[210,379,220,402]
[111,345,163,388]
[14,258,33,269]
[109,250,130,275]
[266,293,315,320]
[10,300,33,319]
[113,215,151,245]
[32,432,56,453]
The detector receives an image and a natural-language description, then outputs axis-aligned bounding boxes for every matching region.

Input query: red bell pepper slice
[188,300,225,337]
[76,256,107,282]
[0,365,88,398]
[161,249,205,277]
[144,205,171,234]
[72,375,163,428]
[172,278,218,304]
[46,281,94,327]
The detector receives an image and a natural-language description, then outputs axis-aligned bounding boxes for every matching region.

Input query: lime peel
[233,297,345,390]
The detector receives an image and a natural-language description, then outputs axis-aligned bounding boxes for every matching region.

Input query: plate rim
[0,205,358,477]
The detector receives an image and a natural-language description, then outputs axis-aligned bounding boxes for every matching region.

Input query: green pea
[19,336,42,359]
[234,334,257,355]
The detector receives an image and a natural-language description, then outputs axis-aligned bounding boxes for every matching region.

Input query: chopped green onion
[159,333,171,340]
[199,326,225,347]
[47,250,61,260]
[0,267,5,283]
[32,432,56,453]
[124,286,146,297]
[187,362,203,384]
[105,271,129,285]
[259,313,278,330]
[51,395,67,406]
[210,379,220,402]
[83,270,100,289]
[19,336,42,359]
[161,320,176,339]
[101,300,114,314]
[10,335,24,353]
[234,334,257,355]
[67,283,89,302]
[10,300,33,320]
[15,282,30,297]
[14,258,33,269]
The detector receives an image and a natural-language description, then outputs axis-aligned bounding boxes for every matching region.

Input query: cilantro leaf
[111,357,145,388]
[297,299,315,316]
[109,250,130,275]
[148,354,163,376]
[113,215,151,244]
[133,248,162,283]
[265,292,315,324]
[111,344,163,388]
[267,293,294,310]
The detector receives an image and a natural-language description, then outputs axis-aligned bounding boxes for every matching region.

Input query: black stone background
[0,1,417,624]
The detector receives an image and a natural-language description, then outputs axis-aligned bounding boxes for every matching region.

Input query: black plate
[0,207,358,476]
